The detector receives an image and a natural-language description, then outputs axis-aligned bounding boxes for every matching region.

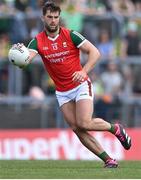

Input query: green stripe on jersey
[28,38,37,51]
[70,30,85,47]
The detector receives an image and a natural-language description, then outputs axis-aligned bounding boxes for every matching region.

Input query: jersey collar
[45,27,61,41]
[48,34,59,41]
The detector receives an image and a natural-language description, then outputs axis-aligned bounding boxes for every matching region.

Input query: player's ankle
[109,124,117,134]
[99,151,112,162]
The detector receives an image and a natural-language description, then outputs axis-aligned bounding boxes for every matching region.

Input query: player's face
[43,10,60,33]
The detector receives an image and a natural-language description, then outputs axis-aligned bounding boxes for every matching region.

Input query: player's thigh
[60,101,76,129]
[76,99,93,124]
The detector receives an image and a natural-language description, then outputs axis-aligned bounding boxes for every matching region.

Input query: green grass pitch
[0,160,141,179]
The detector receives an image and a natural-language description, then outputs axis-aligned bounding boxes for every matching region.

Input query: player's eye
[47,15,53,18]
[47,15,59,19]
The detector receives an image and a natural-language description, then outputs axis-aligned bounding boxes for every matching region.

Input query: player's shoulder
[70,30,85,40]
[60,27,82,35]
[60,27,85,40]
[69,30,86,47]
[60,26,71,36]
[36,31,46,39]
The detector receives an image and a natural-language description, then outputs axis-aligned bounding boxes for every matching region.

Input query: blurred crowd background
[0,0,141,129]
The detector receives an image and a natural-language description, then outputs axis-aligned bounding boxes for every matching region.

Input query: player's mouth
[50,23,56,27]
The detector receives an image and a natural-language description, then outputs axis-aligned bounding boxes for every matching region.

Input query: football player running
[12,1,131,168]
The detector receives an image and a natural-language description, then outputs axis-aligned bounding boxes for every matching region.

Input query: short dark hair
[42,1,61,16]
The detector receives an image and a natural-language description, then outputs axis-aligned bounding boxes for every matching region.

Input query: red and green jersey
[28,27,87,91]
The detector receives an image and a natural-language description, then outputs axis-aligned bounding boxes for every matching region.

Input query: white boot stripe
[123,129,126,134]
[127,137,131,144]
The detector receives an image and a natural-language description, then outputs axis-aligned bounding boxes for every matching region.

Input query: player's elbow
[96,48,101,60]
[93,47,101,61]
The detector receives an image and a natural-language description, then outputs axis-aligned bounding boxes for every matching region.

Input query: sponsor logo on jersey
[45,51,69,59]
[44,50,70,63]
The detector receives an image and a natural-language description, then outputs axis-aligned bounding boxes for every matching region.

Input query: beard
[44,22,59,33]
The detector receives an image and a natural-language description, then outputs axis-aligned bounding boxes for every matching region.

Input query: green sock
[109,124,115,134]
[99,151,111,162]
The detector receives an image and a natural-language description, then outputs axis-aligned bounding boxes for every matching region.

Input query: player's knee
[76,120,88,130]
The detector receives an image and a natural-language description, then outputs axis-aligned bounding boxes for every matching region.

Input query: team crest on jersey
[63,42,67,48]
[51,43,58,50]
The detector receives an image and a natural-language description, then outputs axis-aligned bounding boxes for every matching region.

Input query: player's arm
[70,30,100,82]
[79,40,101,74]
[27,38,38,63]
[20,38,38,68]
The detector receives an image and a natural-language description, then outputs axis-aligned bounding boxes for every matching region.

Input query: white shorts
[56,80,94,107]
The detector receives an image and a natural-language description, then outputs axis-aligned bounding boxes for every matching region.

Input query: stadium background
[0,0,141,160]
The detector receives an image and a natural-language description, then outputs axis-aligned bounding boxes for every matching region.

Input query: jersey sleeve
[70,30,86,48]
[27,38,38,53]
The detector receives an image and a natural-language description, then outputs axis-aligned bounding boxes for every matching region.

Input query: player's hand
[12,43,24,49]
[72,70,87,83]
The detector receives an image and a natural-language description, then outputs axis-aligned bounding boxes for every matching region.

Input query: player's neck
[46,27,60,38]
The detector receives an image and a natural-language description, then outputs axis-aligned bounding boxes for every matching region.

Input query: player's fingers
[78,76,85,83]
[72,75,77,81]
[72,75,78,82]
[72,72,77,80]
[73,74,83,82]
[72,72,76,77]
[17,43,24,48]
[72,71,86,82]
[12,43,23,49]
